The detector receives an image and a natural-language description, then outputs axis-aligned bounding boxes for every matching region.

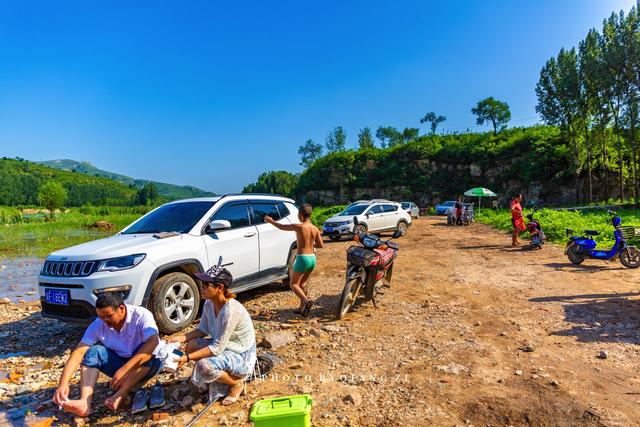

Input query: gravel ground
[1,216,640,426]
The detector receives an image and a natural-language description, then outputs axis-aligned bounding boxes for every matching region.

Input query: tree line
[536,1,640,203]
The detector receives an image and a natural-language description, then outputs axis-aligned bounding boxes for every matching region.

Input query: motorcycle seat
[584,230,599,236]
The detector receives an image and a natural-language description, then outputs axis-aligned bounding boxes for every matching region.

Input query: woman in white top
[168,266,256,405]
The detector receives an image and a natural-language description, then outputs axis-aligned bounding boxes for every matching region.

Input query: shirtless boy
[265,203,324,316]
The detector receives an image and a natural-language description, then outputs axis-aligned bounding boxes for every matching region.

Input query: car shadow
[543,262,626,272]
[529,293,640,345]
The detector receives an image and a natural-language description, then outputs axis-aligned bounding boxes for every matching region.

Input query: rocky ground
[1,216,640,426]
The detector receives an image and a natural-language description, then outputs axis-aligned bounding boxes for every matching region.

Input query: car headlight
[97,254,146,272]
[339,220,353,226]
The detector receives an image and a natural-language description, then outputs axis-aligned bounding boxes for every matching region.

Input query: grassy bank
[476,208,640,247]
[0,206,150,258]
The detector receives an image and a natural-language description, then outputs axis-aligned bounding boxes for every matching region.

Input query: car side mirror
[392,230,403,239]
[206,220,231,233]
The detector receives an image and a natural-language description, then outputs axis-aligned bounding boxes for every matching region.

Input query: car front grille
[325,222,341,227]
[41,261,98,277]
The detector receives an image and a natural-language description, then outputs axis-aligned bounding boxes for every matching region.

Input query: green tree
[471,97,511,134]
[325,126,347,152]
[420,112,446,134]
[38,181,67,219]
[242,171,299,197]
[357,127,375,149]
[136,183,159,205]
[402,127,420,142]
[298,139,323,167]
[375,126,403,148]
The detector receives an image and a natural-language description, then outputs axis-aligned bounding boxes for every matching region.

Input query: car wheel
[329,235,342,242]
[397,221,408,236]
[150,272,200,334]
[282,247,297,286]
[353,224,367,237]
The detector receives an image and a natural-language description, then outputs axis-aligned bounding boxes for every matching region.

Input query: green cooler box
[249,394,313,427]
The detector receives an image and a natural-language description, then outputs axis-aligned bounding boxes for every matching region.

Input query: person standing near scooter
[510,193,525,246]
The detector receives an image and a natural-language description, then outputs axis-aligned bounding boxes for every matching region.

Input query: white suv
[38,194,299,333]
[323,200,411,241]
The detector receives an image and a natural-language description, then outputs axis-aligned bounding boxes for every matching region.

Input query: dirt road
[2,216,640,426]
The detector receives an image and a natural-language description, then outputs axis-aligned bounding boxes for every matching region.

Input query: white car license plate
[45,288,70,305]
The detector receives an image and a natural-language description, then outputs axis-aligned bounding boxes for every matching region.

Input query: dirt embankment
[1,217,640,426]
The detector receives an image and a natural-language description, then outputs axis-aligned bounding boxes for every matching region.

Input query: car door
[201,201,259,287]
[365,205,385,231]
[380,204,399,230]
[250,200,293,278]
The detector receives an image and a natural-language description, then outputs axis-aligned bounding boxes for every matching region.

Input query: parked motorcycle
[336,216,401,319]
[565,210,640,268]
[526,209,545,249]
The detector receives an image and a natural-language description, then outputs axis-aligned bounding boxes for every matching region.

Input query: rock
[190,403,205,413]
[259,331,296,349]
[435,363,468,375]
[521,344,535,352]
[474,321,482,326]
[26,292,35,296]
[0,298,10,304]
[550,380,560,388]
[151,413,169,422]
[309,328,322,337]
[597,350,608,360]
[344,392,362,406]
[218,415,229,425]
[170,388,180,401]
[322,325,341,333]
[515,370,523,376]
[16,385,31,395]
[179,395,195,408]
[499,331,507,337]
[289,364,303,369]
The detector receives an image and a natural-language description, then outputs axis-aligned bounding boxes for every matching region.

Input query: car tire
[353,223,367,237]
[329,235,342,242]
[149,272,201,334]
[282,246,297,287]
[397,221,408,236]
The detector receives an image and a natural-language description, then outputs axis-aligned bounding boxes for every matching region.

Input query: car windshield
[401,202,411,209]
[122,201,215,234]
[441,201,455,207]
[340,204,369,216]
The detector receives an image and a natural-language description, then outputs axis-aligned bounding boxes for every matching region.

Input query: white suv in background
[323,200,412,241]
[38,194,299,333]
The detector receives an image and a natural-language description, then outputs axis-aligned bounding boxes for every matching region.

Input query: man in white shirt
[52,292,162,418]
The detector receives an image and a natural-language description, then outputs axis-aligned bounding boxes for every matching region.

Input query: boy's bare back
[296,222,323,254]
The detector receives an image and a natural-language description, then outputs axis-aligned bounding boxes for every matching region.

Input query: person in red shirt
[510,193,525,246]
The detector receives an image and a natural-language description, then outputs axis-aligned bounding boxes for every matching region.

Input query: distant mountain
[37,159,216,200]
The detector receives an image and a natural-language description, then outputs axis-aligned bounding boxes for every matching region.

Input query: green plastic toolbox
[249,394,312,427]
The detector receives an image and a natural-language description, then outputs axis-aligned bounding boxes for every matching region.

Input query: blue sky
[0,0,635,194]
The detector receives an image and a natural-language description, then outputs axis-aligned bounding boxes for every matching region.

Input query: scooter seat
[584,230,599,236]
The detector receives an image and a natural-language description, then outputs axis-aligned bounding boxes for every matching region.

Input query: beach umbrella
[463,187,497,209]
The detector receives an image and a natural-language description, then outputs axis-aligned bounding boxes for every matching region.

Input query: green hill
[37,159,216,199]
[0,158,136,206]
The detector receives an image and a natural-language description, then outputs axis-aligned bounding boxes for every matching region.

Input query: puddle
[0,257,43,303]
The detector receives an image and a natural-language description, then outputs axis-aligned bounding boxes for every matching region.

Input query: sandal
[301,299,314,317]
[222,382,246,406]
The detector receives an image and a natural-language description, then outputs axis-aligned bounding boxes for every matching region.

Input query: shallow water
[0,257,43,303]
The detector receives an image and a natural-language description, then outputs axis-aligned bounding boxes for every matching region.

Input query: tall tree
[298,139,323,167]
[242,171,298,197]
[375,126,403,148]
[402,127,420,142]
[420,112,446,134]
[471,97,511,134]
[39,181,67,219]
[357,127,375,149]
[325,126,347,152]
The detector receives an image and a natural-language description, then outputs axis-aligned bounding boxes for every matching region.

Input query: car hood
[324,215,356,224]
[47,233,185,261]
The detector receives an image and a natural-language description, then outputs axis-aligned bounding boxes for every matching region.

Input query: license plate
[45,289,70,305]
[324,227,333,232]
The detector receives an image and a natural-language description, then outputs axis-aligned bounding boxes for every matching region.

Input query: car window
[367,205,383,214]
[211,203,250,230]
[251,202,282,224]
[123,201,215,234]
[442,201,455,207]
[382,204,398,213]
[276,202,290,218]
[401,202,410,209]
[341,204,369,216]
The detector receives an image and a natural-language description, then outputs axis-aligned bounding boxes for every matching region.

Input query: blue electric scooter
[564,210,640,268]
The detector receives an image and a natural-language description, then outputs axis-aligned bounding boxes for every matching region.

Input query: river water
[0,257,43,303]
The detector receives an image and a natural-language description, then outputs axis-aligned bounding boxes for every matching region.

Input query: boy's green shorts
[293,254,316,273]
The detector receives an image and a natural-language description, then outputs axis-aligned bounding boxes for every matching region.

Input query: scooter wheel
[620,247,640,268]
[567,245,585,265]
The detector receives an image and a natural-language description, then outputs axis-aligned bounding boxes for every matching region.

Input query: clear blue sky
[0,0,635,194]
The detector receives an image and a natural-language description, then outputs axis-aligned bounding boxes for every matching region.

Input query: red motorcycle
[336,216,400,319]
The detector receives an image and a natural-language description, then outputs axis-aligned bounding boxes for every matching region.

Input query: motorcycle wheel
[336,276,364,319]
[567,245,585,265]
[620,247,640,268]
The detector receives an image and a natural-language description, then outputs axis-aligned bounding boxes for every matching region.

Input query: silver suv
[322,200,412,241]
